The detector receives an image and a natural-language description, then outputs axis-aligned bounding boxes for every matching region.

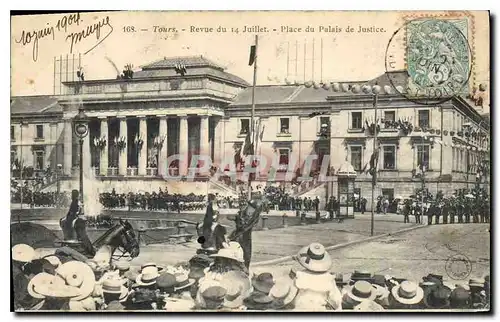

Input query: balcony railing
[107,167,119,176]
[146,168,158,176]
[127,168,139,176]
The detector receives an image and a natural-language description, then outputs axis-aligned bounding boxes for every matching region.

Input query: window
[319,117,330,137]
[278,149,289,165]
[418,110,430,128]
[279,118,290,134]
[10,147,16,165]
[382,145,396,170]
[240,119,249,135]
[350,146,362,171]
[384,111,395,122]
[417,145,430,169]
[36,124,44,139]
[34,150,44,170]
[10,126,14,141]
[351,112,362,129]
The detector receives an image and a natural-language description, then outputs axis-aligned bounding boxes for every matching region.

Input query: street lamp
[74,106,89,204]
[367,84,381,237]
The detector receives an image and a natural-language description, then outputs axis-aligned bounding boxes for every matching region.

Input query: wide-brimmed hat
[12,244,36,263]
[269,280,298,309]
[141,262,165,274]
[252,273,275,294]
[423,284,451,309]
[469,277,485,288]
[135,266,160,287]
[353,300,385,311]
[33,282,82,299]
[422,274,443,285]
[102,279,128,301]
[343,281,377,307]
[391,281,424,305]
[174,273,195,292]
[210,242,245,263]
[27,272,66,299]
[294,243,332,273]
[449,287,471,308]
[56,261,96,301]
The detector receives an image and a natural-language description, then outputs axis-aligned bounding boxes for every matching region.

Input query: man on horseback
[60,189,95,257]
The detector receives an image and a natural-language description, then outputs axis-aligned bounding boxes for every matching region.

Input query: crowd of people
[263,186,322,212]
[99,189,206,212]
[397,188,490,225]
[11,180,70,208]
[12,241,489,311]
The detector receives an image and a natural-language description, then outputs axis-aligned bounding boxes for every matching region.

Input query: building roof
[141,55,224,70]
[137,55,250,87]
[230,71,411,106]
[11,96,62,115]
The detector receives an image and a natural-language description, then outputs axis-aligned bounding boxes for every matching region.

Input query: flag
[241,131,254,157]
[249,45,256,66]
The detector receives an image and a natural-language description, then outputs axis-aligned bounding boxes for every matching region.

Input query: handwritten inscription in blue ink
[406,19,471,99]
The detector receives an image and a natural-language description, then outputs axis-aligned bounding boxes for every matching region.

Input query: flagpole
[248,35,258,200]
[370,93,378,237]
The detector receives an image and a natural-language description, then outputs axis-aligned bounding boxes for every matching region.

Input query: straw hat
[210,242,245,263]
[33,283,82,299]
[269,280,298,309]
[391,281,424,305]
[135,266,160,287]
[141,262,165,274]
[27,272,66,299]
[102,279,129,301]
[174,274,195,292]
[114,261,131,272]
[343,281,377,307]
[56,261,96,301]
[12,244,36,263]
[294,243,332,273]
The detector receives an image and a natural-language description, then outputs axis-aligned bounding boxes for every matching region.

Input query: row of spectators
[12,242,490,311]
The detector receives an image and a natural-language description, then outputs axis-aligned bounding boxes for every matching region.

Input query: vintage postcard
[10,10,490,312]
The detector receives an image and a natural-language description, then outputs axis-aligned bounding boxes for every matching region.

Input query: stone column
[213,117,222,164]
[56,122,64,169]
[118,117,128,176]
[99,117,108,176]
[63,119,73,176]
[158,116,168,176]
[82,133,91,177]
[199,115,210,173]
[138,116,148,176]
[178,115,189,176]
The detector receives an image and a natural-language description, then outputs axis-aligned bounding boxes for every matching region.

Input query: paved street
[127,213,422,266]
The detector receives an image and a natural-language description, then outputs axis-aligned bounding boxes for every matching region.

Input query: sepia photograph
[10,10,490,312]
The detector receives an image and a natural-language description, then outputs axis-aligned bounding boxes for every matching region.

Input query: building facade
[10,56,490,204]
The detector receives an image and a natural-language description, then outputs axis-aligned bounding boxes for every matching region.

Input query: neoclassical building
[10,55,490,204]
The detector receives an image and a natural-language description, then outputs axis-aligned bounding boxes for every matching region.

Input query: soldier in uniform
[403,199,411,224]
[442,200,449,224]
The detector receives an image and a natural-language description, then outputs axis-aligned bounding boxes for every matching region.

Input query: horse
[55,218,140,265]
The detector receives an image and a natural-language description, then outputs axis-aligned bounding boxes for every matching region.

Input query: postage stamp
[10,11,490,313]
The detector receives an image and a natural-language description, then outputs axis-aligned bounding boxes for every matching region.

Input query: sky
[11,11,489,98]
